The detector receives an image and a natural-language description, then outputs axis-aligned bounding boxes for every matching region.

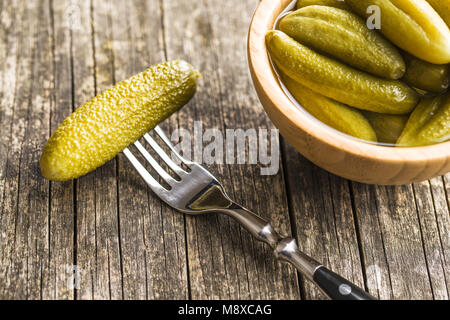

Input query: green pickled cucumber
[279,6,405,79]
[402,52,449,93]
[363,112,409,144]
[281,74,377,142]
[41,60,200,181]
[426,0,450,28]
[346,0,450,64]
[397,93,450,146]
[297,0,348,10]
[266,30,419,114]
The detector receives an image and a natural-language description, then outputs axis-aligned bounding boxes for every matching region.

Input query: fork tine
[154,126,191,165]
[123,147,169,195]
[134,140,178,185]
[143,133,187,176]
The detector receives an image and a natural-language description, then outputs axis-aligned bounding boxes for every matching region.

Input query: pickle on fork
[41,60,200,181]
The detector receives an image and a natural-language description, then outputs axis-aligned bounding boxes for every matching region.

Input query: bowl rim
[247,0,450,166]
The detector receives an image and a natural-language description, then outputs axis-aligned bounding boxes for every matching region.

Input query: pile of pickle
[266,0,450,146]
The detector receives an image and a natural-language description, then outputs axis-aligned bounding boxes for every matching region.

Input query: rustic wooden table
[0,0,449,300]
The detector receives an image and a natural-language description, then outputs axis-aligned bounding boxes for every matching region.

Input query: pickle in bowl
[296,0,348,10]
[402,53,449,94]
[279,5,405,79]
[397,93,450,147]
[281,73,378,142]
[426,0,450,28]
[265,1,450,148]
[265,30,419,115]
[346,0,450,64]
[363,112,409,144]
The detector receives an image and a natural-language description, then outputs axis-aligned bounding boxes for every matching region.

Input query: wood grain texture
[0,0,55,299]
[45,0,75,300]
[351,181,450,300]
[0,0,449,300]
[282,143,364,300]
[163,0,300,299]
[73,0,123,300]
[353,183,435,299]
[0,0,21,297]
[110,0,188,299]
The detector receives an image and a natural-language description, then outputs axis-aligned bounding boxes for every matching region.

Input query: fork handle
[220,204,375,300]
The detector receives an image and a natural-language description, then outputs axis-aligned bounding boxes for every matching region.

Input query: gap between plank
[68,10,78,300]
[347,181,370,292]
[47,0,55,300]
[427,181,450,297]
[411,184,436,299]
[279,138,306,300]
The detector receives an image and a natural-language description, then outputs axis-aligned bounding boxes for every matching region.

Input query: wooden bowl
[248,0,450,185]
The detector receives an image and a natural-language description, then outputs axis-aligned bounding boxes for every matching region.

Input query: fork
[123,126,375,300]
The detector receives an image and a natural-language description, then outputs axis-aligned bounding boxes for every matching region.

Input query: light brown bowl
[248,0,450,185]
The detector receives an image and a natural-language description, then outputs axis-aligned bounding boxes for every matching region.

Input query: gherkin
[425,0,450,28]
[297,0,348,10]
[281,74,377,142]
[280,6,405,79]
[402,53,449,93]
[363,112,409,144]
[41,60,200,181]
[266,30,418,114]
[346,0,450,64]
[397,93,450,147]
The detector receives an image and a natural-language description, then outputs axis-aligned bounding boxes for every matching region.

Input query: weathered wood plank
[0,0,54,299]
[347,182,393,299]
[414,180,446,299]
[107,0,188,299]
[73,0,122,300]
[0,0,449,301]
[0,0,23,299]
[206,0,300,300]
[352,183,434,299]
[0,0,20,239]
[282,146,365,300]
[132,0,190,300]
[424,177,450,297]
[163,0,300,299]
[443,174,450,210]
[43,0,75,300]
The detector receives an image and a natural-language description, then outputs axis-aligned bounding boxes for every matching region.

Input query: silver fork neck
[217,203,321,280]
[185,181,321,279]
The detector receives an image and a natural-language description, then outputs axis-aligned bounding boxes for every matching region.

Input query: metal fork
[123,126,375,300]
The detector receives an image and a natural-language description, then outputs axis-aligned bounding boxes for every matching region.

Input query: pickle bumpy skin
[363,112,409,144]
[402,52,449,93]
[41,60,200,181]
[266,30,419,114]
[296,0,348,10]
[281,74,377,142]
[279,6,405,79]
[397,93,450,147]
[346,0,450,64]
